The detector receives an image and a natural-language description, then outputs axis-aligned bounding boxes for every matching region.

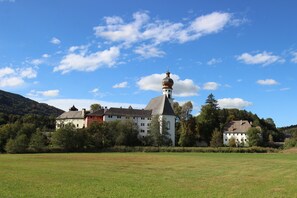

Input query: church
[56,72,176,145]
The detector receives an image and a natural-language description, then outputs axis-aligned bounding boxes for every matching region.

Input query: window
[108,115,113,118]
[141,130,145,133]
[225,139,227,141]
[167,121,170,130]
[147,117,151,120]
[141,117,145,120]
[147,123,151,126]
[141,123,145,126]
[133,117,136,119]
[126,116,130,119]
[117,116,121,119]
[77,124,79,127]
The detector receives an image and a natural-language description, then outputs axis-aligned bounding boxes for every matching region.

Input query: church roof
[145,95,175,116]
[104,107,152,117]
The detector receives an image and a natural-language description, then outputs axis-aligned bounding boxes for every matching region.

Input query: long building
[56,71,176,145]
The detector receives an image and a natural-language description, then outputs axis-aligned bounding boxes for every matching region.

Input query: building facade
[223,120,252,146]
[56,72,176,145]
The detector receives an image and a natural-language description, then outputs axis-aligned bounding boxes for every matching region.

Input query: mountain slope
[0,90,64,117]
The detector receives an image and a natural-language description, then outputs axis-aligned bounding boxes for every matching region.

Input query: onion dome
[69,105,78,111]
[162,71,174,89]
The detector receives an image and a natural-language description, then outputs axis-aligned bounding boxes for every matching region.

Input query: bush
[5,134,29,153]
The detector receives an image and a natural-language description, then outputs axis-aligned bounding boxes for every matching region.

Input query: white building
[223,120,252,146]
[56,106,87,129]
[56,71,177,145]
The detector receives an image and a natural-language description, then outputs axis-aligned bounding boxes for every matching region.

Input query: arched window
[167,121,170,130]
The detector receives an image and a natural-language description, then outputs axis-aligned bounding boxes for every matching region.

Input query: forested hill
[0,90,64,117]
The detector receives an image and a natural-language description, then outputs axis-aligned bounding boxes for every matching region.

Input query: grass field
[0,152,296,198]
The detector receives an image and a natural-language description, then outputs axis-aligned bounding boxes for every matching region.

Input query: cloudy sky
[1,0,297,127]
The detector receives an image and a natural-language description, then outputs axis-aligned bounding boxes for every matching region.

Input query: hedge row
[101,146,278,153]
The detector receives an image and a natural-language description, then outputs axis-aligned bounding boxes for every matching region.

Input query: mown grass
[0,152,296,198]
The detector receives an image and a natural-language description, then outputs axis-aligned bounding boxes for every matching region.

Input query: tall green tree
[196,94,220,145]
[29,131,48,152]
[86,122,113,149]
[147,116,172,146]
[178,117,197,146]
[5,134,29,153]
[52,123,86,151]
[210,128,223,147]
[115,120,140,146]
[247,127,262,147]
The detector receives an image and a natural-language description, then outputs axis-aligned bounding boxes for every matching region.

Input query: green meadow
[0,152,296,198]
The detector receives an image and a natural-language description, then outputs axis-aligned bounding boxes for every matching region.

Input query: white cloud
[31,59,43,66]
[89,88,108,98]
[0,66,37,88]
[28,89,60,98]
[291,52,297,63]
[190,12,231,35]
[203,82,220,90]
[207,58,222,65]
[19,67,37,79]
[41,98,146,111]
[94,11,234,57]
[134,45,165,58]
[237,51,283,66]
[137,73,199,97]
[42,90,60,97]
[218,98,252,109]
[0,77,24,88]
[113,81,128,88]
[54,47,120,73]
[257,79,279,85]
[0,67,14,77]
[42,54,50,58]
[68,45,89,55]
[50,37,61,45]
[94,11,149,45]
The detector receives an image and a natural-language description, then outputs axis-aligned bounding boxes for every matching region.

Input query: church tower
[162,71,174,105]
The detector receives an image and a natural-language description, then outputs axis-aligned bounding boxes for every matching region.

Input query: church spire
[162,71,174,104]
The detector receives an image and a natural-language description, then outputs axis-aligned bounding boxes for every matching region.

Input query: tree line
[0,94,289,153]
[0,115,171,153]
[174,94,285,147]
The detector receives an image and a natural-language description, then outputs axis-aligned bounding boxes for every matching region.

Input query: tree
[210,128,223,147]
[86,122,114,149]
[29,131,48,152]
[115,120,140,146]
[247,127,262,147]
[196,94,220,145]
[5,134,29,153]
[52,123,86,151]
[147,116,172,146]
[181,101,193,121]
[178,117,197,147]
[90,104,101,112]
[228,137,236,147]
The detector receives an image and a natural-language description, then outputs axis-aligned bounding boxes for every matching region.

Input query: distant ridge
[0,90,64,117]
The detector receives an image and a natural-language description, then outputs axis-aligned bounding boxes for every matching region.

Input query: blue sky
[1,0,297,127]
